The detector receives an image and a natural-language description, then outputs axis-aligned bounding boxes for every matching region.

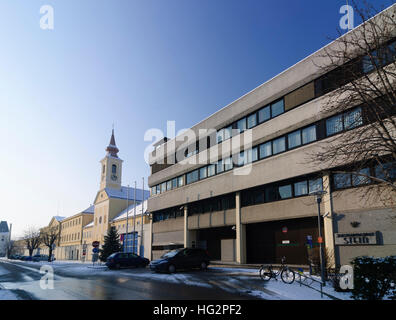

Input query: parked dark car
[32,254,55,262]
[149,248,210,273]
[106,252,150,269]
[21,256,32,261]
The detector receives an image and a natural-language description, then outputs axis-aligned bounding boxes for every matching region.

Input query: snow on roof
[112,200,148,222]
[0,221,9,233]
[53,216,66,222]
[82,204,94,214]
[84,221,94,229]
[105,186,150,201]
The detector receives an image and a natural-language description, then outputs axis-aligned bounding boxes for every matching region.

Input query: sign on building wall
[335,232,378,245]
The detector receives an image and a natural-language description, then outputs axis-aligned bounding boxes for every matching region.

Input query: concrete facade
[147,6,396,266]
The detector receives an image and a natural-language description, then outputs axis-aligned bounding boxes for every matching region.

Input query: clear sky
[0,0,393,238]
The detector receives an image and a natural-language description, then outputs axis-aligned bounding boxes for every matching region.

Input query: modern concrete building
[0,221,10,257]
[147,6,396,266]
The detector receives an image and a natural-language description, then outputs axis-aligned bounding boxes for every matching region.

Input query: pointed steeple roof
[106,129,119,157]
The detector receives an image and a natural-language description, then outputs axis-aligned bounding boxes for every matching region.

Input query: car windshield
[108,253,117,258]
[161,249,182,258]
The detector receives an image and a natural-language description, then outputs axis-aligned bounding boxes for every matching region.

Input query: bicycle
[259,256,295,284]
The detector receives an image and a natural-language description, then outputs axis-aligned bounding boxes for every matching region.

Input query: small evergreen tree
[99,226,121,262]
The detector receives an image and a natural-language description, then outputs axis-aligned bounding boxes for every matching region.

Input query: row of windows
[333,161,396,190]
[94,216,107,225]
[151,175,185,195]
[152,176,323,223]
[217,99,285,144]
[241,176,323,207]
[62,217,82,229]
[83,231,92,239]
[61,232,81,242]
[153,39,395,172]
[151,106,363,194]
[152,206,184,223]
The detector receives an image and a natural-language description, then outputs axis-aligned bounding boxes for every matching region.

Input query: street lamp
[310,190,327,286]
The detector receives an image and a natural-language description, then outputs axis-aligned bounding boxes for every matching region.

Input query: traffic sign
[92,241,100,248]
[92,247,99,254]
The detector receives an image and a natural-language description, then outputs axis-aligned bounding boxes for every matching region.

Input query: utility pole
[133,181,136,254]
[140,177,144,257]
[125,185,129,253]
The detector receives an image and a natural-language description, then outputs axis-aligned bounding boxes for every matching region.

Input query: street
[0,259,259,300]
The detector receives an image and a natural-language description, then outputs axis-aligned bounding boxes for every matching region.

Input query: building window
[259,142,272,159]
[224,125,232,140]
[161,182,166,193]
[156,185,161,194]
[224,157,233,171]
[216,129,224,144]
[302,125,317,144]
[166,180,172,191]
[352,168,371,186]
[247,114,257,129]
[199,167,207,180]
[326,114,343,136]
[247,147,258,163]
[217,159,224,174]
[309,178,323,193]
[294,181,308,196]
[207,164,216,177]
[344,107,362,130]
[265,185,278,202]
[236,118,247,134]
[272,137,286,154]
[258,105,271,123]
[99,217,102,224]
[236,151,245,167]
[278,184,292,199]
[375,162,396,181]
[151,187,156,196]
[171,177,178,189]
[334,173,351,189]
[288,130,301,149]
[271,99,284,117]
[102,165,105,174]
[177,175,184,187]
[186,170,199,184]
[112,164,117,174]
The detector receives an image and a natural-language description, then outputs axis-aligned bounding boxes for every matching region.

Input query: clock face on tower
[111,174,117,181]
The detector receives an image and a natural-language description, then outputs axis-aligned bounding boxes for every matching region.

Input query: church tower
[100,129,123,190]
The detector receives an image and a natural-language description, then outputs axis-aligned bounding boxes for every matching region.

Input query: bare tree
[311,1,396,204]
[41,227,58,262]
[24,227,41,257]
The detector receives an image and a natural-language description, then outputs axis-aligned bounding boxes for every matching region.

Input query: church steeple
[100,128,123,190]
[106,129,119,158]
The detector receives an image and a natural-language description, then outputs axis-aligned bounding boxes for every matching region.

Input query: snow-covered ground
[0,258,353,300]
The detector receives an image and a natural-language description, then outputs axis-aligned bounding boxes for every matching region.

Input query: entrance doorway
[246,217,322,265]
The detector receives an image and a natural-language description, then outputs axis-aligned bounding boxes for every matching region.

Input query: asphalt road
[0,260,257,300]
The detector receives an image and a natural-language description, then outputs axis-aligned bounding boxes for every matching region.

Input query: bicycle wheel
[259,265,272,281]
[281,268,295,284]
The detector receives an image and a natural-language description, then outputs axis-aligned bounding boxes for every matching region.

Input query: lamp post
[310,190,327,286]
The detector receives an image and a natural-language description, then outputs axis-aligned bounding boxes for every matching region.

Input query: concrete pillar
[323,173,336,268]
[148,217,153,261]
[235,192,246,264]
[184,205,189,248]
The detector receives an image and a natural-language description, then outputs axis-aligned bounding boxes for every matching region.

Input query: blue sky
[0,0,393,238]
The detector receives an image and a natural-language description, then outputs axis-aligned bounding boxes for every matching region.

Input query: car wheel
[200,261,208,270]
[168,264,176,273]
